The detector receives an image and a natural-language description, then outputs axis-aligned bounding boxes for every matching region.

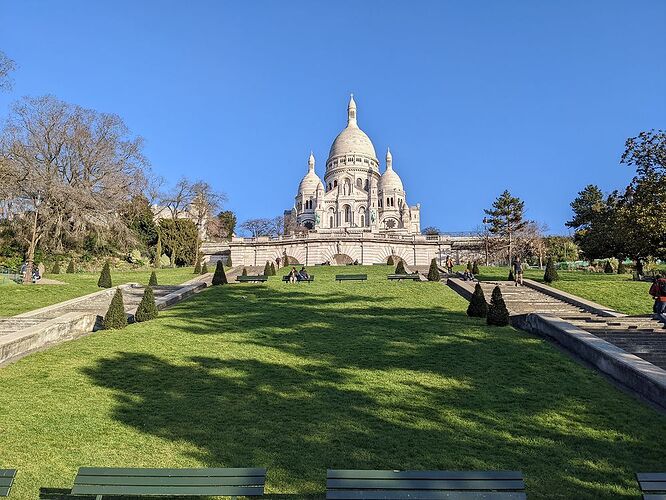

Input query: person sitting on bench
[288,267,298,284]
[298,267,310,281]
[462,269,475,281]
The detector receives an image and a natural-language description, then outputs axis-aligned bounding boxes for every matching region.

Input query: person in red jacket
[649,272,666,323]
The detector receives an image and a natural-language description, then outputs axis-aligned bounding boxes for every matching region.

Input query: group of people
[649,272,666,323]
[19,262,41,283]
[286,266,310,283]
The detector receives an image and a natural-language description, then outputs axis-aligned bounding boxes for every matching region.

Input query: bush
[387,255,395,266]
[242,267,248,276]
[263,261,271,276]
[427,258,440,281]
[212,260,227,285]
[201,262,208,274]
[148,271,158,286]
[487,286,510,326]
[52,258,61,275]
[544,257,558,283]
[617,261,628,274]
[508,269,514,282]
[103,288,127,329]
[395,260,407,274]
[472,261,480,275]
[97,261,112,288]
[134,286,158,322]
[66,260,75,273]
[466,261,473,271]
[194,258,201,274]
[226,255,233,267]
[270,262,276,275]
[604,260,614,274]
[467,283,488,318]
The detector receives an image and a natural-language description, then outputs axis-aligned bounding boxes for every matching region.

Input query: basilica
[287,95,421,235]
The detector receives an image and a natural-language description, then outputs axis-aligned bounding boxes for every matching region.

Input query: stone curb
[446,277,476,301]
[514,313,666,410]
[522,279,626,318]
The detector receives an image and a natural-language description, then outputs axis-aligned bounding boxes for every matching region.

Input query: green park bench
[0,470,16,497]
[335,274,367,282]
[236,275,269,283]
[282,275,315,283]
[70,467,266,499]
[387,273,420,281]
[326,469,527,499]
[636,472,666,499]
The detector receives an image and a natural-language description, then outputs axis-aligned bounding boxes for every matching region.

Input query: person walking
[446,256,454,274]
[649,272,666,323]
[512,256,524,286]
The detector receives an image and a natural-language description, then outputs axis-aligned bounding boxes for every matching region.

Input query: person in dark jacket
[649,272,666,323]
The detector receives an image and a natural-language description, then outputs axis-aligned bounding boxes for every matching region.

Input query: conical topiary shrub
[604,260,614,274]
[387,255,395,266]
[52,258,61,275]
[201,262,208,274]
[98,261,112,288]
[66,260,75,273]
[467,283,488,318]
[212,260,228,285]
[270,262,276,275]
[103,288,127,329]
[226,255,233,267]
[472,261,480,275]
[487,286,510,326]
[263,261,271,276]
[282,256,289,267]
[508,269,515,282]
[427,258,440,281]
[617,261,627,274]
[242,267,248,276]
[395,260,407,274]
[135,286,158,322]
[148,271,158,286]
[467,261,473,271]
[194,258,201,274]
[544,257,558,283]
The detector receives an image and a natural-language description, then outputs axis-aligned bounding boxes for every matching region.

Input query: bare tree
[159,177,195,220]
[240,218,273,238]
[189,181,226,258]
[0,50,16,91]
[515,221,548,268]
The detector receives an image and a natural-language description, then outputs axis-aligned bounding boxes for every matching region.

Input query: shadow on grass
[79,284,664,499]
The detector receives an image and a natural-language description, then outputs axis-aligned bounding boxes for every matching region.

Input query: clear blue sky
[1,1,664,234]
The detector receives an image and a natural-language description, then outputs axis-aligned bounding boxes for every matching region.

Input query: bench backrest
[236,276,267,281]
[326,470,526,499]
[637,472,666,498]
[71,467,266,497]
[387,274,419,279]
[335,274,367,280]
[0,470,16,497]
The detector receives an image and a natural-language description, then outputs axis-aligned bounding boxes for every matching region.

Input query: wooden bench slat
[640,482,666,491]
[643,495,666,500]
[71,484,264,496]
[638,473,666,482]
[0,479,12,488]
[327,470,523,480]
[327,479,525,490]
[77,467,266,477]
[326,491,527,500]
[0,487,10,497]
[0,471,15,479]
[75,474,266,486]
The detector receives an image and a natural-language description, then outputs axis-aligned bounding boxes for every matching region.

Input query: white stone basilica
[287,95,421,235]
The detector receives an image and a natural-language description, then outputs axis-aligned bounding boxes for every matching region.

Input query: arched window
[356,178,362,188]
[344,205,351,223]
[333,180,338,188]
[304,221,314,230]
[329,216,334,227]
[360,214,365,226]
[364,179,369,190]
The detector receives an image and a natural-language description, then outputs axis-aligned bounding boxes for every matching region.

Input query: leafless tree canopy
[0,50,16,91]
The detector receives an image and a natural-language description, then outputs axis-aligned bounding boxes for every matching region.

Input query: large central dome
[327,95,377,160]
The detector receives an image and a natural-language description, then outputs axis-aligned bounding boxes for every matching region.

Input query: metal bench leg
[96,495,103,500]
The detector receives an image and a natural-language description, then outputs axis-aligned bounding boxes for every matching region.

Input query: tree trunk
[507,228,512,267]
[23,209,39,285]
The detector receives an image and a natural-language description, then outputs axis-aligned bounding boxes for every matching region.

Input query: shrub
[201,262,208,274]
[97,261,112,288]
[466,261,473,271]
[395,260,407,274]
[508,269,514,282]
[103,288,127,329]
[487,286,510,326]
[617,261,628,274]
[212,260,228,285]
[283,256,290,267]
[544,257,558,283]
[52,258,61,275]
[226,255,233,267]
[604,260,614,274]
[242,267,248,276]
[148,271,158,286]
[66,260,75,273]
[472,261,480,275]
[263,261,271,276]
[270,262,276,275]
[427,258,440,281]
[387,255,395,266]
[135,286,158,322]
[467,283,488,318]
[194,258,201,274]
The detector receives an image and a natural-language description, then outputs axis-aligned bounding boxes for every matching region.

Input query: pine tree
[242,267,248,276]
[135,286,158,322]
[98,261,112,288]
[604,260,614,274]
[467,283,488,318]
[103,288,127,329]
[472,261,480,275]
[395,260,407,274]
[194,258,201,274]
[617,261,627,274]
[212,260,228,285]
[387,255,395,266]
[52,258,61,274]
[466,261,473,271]
[487,286,510,326]
[226,255,233,267]
[66,260,75,273]
[263,261,271,276]
[154,234,162,268]
[201,262,208,274]
[544,257,558,283]
[148,271,158,286]
[483,190,528,266]
[508,269,515,282]
[427,258,440,281]
[270,262,276,275]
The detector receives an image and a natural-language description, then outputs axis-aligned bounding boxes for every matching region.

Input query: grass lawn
[0,265,664,498]
[0,267,197,317]
[474,266,655,316]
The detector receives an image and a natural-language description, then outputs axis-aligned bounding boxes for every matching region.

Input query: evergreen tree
[270,262,276,275]
[544,257,558,283]
[395,260,407,274]
[103,288,127,329]
[508,269,514,282]
[617,261,628,274]
[487,286,510,326]
[387,255,395,266]
[472,261,480,275]
[263,261,271,276]
[466,261,473,271]
[66,260,75,273]
[427,258,440,281]
[148,271,158,286]
[135,286,158,322]
[483,190,528,265]
[226,255,233,267]
[242,267,248,276]
[98,261,112,288]
[194,258,201,274]
[282,256,289,267]
[52,258,61,274]
[201,262,208,274]
[212,260,228,285]
[154,234,162,268]
[467,283,488,318]
[604,260,614,274]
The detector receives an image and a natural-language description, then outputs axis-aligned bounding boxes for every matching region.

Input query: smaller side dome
[298,152,324,194]
[379,147,404,192]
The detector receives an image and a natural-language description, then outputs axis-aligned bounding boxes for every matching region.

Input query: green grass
[0,267,197,316]
[0,265,664,498]
[474,266,655,316]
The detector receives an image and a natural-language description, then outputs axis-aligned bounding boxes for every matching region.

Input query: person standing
[512,256,524,286]
[446,256,454,274]
[649,272,666,323]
